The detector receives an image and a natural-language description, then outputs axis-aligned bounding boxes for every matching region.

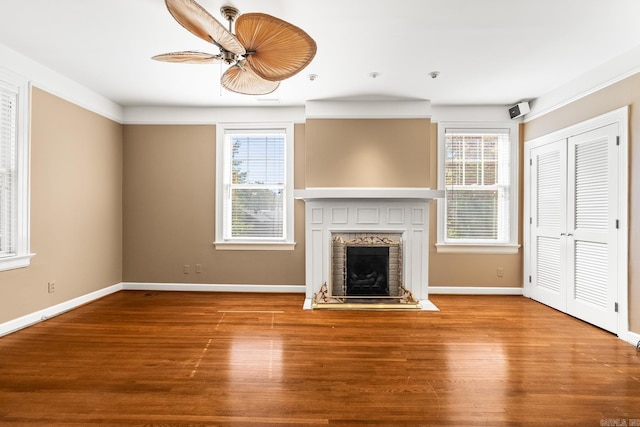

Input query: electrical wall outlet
[195,264,202,273]
[47,282,56,293]
[497,267,504,277]
[183,265,190,274]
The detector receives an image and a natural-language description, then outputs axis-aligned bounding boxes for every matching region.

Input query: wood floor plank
[0,291,639,426]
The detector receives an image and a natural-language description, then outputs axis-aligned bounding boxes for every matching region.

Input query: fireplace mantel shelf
[294,187,444,201]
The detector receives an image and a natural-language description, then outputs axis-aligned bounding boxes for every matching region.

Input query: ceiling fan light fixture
[154,0,316,96]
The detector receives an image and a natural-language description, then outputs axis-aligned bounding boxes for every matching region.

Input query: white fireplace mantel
[294,187,443,201]
[295,187,444,310]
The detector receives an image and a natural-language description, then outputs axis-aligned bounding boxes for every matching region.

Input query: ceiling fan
[152,0,317,95]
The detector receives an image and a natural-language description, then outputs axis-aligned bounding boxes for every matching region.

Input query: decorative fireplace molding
[294,187,443,310]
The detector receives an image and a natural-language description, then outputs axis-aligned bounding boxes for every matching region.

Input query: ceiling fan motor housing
[222,50,237,64]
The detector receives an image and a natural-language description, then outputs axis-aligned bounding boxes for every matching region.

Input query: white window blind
[444,128,511,243]
[225,130,286,239]
[0,85,17,257]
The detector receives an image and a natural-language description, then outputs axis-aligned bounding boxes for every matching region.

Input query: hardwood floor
[0,291,639,426]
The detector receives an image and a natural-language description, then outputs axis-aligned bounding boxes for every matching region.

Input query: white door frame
[523,106,629,341]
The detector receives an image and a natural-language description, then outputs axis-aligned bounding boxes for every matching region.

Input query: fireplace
[294,187,443,310]
[331,233,402,299]
[346,246,389,296]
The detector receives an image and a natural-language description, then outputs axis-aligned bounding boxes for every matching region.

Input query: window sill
[435,244,520,255]
[0,253,36,272]
[214,242,296,251]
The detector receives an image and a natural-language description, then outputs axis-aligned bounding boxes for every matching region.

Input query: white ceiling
[2,0,640,109]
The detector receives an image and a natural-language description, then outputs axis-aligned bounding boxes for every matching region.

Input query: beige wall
[305,119,431,187]
[0,88,123,324]
[524,73,640,333]
[122,124,306,285]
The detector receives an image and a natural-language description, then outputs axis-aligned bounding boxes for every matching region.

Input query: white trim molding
[431,105,512,123]
[0,282,305,337]
[525,45,640,122]
[0,283,123,337]
[294,187,443,201]
[213,242,296,251]
[435,243,520,255]
[626,330,640,349]
[0,68,34,271]
[122,283,305,293]
[123,106,306,125]
[0,43,123,123]
[429,286,524,295]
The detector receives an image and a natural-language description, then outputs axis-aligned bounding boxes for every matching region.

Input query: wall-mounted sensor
[509,102,530,119]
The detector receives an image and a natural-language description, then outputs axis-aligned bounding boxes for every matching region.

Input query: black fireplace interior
[346,246,389,296]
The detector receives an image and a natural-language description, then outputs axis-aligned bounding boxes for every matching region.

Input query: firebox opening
[346,246,389,296]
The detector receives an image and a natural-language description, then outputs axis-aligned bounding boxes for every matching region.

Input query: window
[437,123,518,253]
[0,69,32,271]
[215,123,294,250]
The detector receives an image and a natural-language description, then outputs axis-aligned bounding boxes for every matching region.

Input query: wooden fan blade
[152,51,223,64]
[235,13,317,81]
[221,63,280,95]
[164,0,245,56]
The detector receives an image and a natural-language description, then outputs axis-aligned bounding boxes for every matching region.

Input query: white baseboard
[0,283,123,337]
[122,282,306,293]
[428,286,524,295]
[0,282,304,337]
[303,298,313,310]
[418,299,440,311]
[626,330,640,348]
[4,282,634,350]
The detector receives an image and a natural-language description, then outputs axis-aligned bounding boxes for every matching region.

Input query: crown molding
[122,106,306,125]
[0,43,123,123]
[525,44,640,122]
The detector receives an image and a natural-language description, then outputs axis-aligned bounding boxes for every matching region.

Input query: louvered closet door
[566,124,618,333]
[529,139,567,312]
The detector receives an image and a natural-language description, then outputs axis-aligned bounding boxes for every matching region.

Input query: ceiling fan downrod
[219,5,240,64]
[220,4,240,32]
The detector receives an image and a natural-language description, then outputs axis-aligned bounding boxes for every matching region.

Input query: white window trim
[0,68,34,271]
[214,122,295,251]
[436,121,520,254]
